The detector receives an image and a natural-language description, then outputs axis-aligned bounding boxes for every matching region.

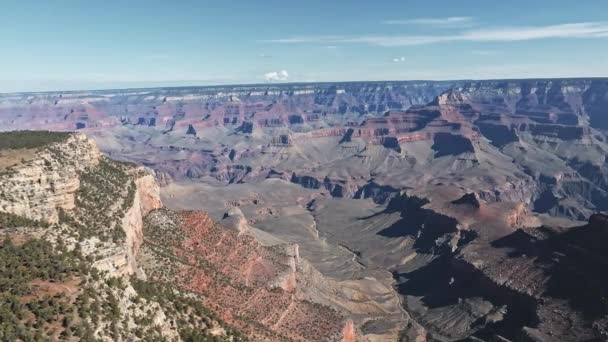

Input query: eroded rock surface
[0,133,100,223]
[3,79,608,340]
[141,209,360,341]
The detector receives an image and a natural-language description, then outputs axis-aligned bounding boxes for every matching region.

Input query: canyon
[0,131,365,341]
[1,78,608,341]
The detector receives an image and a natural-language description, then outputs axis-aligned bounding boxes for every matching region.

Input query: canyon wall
[0,133,100,223]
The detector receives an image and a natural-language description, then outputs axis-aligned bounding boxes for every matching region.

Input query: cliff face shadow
[394,256,463,308]
[432,133,475,158]
[539,226,608,319]
[394,256,539,339]
[490,229,539,258]
[378,212,459,253]
[365,194,460,253]
[490,225,608,320]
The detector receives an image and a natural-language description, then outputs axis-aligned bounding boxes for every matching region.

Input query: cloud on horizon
[263,21,608,47]
[264,70,289,82]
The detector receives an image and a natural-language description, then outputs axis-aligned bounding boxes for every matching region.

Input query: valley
[1,78,608,341]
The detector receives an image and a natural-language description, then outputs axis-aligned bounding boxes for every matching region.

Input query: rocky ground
[140,208,352,341]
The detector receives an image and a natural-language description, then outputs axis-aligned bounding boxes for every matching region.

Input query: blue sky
[1,0,608,92]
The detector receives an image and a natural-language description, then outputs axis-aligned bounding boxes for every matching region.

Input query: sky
[1,0,608,92]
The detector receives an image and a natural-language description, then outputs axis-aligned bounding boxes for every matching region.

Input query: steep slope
[0,131,376,342]
[140,209,352,341]
[0,131,245,341]
[0,132,100,223]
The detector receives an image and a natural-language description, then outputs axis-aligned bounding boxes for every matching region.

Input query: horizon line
[2,76,608,96]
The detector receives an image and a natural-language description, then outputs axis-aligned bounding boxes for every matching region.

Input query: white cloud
[325,45,338,49]
[463,22,608,41]
[392,56,406,62]
[258,53,272,58]
[264,70,289,82]
[263,21,608,47]
[383,16,475,28]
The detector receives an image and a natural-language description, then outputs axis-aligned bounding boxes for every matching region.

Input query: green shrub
[0,236,89,341]
[0,211,48,228]
[0,131,71,150]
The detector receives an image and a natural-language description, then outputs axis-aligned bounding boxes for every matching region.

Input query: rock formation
[0,131,369,341]
[0,131,241,341]
[5,78,605,221]
[3,78,608,341]
[0,133,100,223]
[142,209,357,341]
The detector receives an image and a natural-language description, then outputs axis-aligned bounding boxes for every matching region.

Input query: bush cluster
[131,277,246,341]
[0,237,90,341]
[0,131,71,150]
[0,211,48,228]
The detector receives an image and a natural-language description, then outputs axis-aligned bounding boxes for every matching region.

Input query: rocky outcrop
[121,196,142,275]
[290,173,370,199]
[0,133,100,223]
[186,124,197,136]
[0,133,163,278]
[134,171,163,214]
[121,171,163,274]
[221,206,251,235]
[0,132,240,341]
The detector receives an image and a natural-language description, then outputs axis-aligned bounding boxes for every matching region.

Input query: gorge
[1,78,608,341]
